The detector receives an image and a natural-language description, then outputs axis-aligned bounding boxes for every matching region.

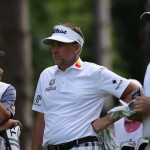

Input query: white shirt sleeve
[1,85,16,117]
[98,68,130,98]
[32,75,44,113]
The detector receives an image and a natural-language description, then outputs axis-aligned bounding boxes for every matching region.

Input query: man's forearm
[92,113,121,133]
[120,81,143,101]
[0,102,11,125]
[32,112,44,150]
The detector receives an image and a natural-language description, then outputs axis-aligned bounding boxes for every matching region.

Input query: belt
[47,136,98,150]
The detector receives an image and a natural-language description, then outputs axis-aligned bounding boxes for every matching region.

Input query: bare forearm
[32,130,43,150]
[92,113,120,133]
[0,102,11,125]
[120,82,142,102]
[32,112,45,150]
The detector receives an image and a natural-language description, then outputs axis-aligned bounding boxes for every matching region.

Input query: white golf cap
[140,12,150,21]
[43,25,84,47]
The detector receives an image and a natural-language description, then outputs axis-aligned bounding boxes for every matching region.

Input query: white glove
[97,128,119,150]
[107,104,135,119]
[6,126,21,150]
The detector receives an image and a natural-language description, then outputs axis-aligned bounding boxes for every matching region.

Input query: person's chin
[54,59,61,66]
[54,57,60,62]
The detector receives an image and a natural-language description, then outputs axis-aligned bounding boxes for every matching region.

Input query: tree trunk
[93,0,114,115]
[0,0,33,149]
[93,0,112,68]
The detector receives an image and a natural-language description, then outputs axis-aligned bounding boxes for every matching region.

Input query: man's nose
[52,46,59,53]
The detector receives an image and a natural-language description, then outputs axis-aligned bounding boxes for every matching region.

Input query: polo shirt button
[62,81,64,84]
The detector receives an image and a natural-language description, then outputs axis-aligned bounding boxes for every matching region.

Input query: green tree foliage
[111,0,146,83]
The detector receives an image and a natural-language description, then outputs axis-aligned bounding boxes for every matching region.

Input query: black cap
[140,12,150,21]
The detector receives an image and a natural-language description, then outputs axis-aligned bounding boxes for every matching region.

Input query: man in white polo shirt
[132,12,150,150]
[31,23,140,150]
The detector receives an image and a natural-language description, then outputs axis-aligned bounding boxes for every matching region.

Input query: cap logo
[52,28,67,34]
[43,25,84,47]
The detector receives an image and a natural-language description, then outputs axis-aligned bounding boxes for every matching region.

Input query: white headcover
[6,126,21,150]
[43,25,84,47]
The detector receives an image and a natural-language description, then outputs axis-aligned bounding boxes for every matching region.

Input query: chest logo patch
[45,79,56,91]
[112,79,123,90]
[49,79,55,86]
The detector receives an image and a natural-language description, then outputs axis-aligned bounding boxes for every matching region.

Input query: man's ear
[0,68,4,81]
[74,44,81,55]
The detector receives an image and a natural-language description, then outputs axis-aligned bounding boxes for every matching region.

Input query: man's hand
[92,115,114,133]
[133,96,150,114]
[92,118,105,133]
[0,119,22,132]
[127,113,143,122]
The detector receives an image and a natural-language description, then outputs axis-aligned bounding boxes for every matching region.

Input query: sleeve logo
[34,95,42,104]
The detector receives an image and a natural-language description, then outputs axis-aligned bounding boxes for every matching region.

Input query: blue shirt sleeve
[1,85,16,118]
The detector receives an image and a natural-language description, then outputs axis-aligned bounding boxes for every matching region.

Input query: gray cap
[140,12,150,21]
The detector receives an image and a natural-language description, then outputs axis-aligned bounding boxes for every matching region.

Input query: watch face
[128,88,141,112]
[131,88,141,100]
